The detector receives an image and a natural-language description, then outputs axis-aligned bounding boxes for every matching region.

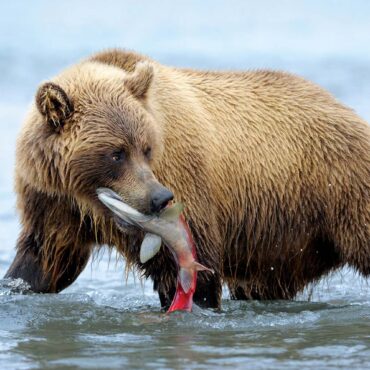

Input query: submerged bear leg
[5,230,92,292]
[228,280,288,300]
[157,284,177,311]
[331,206,370,277]
[5,232,52,292]
[193,272,222,309]
[229,283,251,300]
[5,186,97,293]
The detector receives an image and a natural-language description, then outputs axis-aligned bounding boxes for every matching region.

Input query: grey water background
[0,1,370,369]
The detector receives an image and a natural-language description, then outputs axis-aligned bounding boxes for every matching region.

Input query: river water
[0,1,370,369]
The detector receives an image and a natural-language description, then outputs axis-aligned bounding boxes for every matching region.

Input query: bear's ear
[124,61,154,99]
[35,82,74,132]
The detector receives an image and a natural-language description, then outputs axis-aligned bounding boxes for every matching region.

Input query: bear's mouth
[97,187,150,232]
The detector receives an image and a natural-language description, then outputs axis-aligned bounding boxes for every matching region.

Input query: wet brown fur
[6,49,370,308]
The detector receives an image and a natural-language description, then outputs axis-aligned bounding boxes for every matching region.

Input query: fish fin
[179,268,193,294]
[140,233,162,263]
[160,203,184,222]
[192,261,214,274]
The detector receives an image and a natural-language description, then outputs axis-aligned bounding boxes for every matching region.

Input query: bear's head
[16,60,173,227]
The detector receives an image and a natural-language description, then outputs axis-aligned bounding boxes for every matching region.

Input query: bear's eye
[144,146,152,159]
[111,150,125,162]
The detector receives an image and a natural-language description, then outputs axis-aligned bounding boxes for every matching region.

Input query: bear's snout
[150,186,174,213]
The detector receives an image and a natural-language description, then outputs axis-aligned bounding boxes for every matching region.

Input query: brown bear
[5,49,370,309]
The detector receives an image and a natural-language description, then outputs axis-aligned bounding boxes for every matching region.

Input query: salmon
[97,188,213,312]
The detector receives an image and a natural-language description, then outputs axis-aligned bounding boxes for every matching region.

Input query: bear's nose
[150,187,174,213]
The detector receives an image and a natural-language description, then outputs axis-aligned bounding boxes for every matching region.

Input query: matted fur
[6,49,370,308]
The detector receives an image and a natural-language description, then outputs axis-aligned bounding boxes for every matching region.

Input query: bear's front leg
[5,231,52,292]
[5,230,92,293]
[193,271,222,309]
[5,185,97,293]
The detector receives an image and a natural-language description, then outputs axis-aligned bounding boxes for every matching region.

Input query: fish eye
[111,149,125,162]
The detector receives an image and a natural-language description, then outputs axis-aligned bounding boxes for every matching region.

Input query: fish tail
[179,267,194,294]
